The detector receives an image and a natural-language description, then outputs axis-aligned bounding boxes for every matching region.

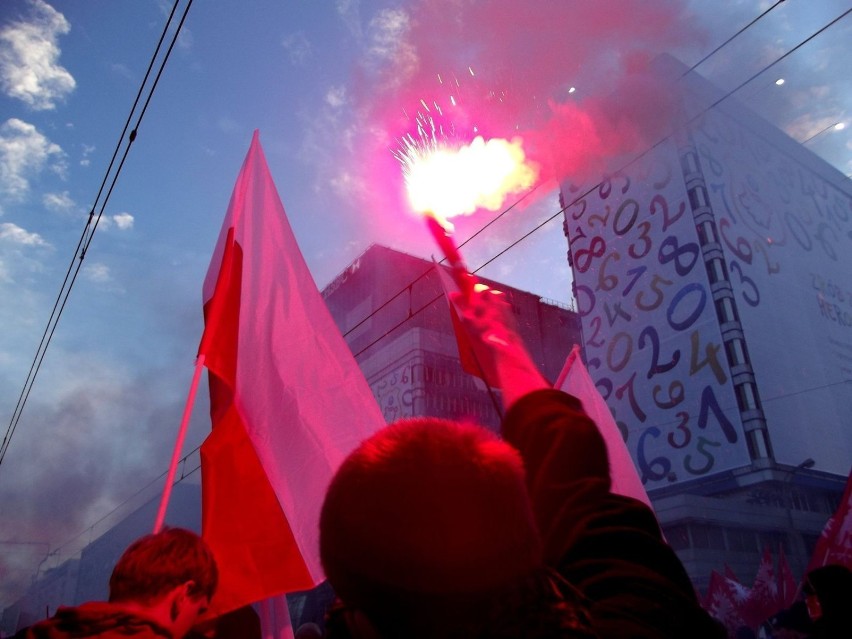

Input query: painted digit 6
[597,251,620,291]
[719,218,753,264]
[653,380,685,409]
[637,426,672,484]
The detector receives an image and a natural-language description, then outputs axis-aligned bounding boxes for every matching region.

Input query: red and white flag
[807,465,852,572]
[433,262,501,388]
[703,570,749,634]
[555,344,651,508]
[199,131,384,614]
[777,544,798,608]
[741,546,779,629]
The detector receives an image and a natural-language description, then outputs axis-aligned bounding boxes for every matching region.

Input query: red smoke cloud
[351,0,704,215]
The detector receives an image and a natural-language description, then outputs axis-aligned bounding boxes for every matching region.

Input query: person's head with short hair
[320,417,550,638]
[109,527,218,639]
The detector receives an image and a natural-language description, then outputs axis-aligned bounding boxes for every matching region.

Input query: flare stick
[424,211,475,298]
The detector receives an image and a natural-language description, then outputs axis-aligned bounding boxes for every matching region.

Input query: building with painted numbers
[321,243,582,431]
[560,58,850,589]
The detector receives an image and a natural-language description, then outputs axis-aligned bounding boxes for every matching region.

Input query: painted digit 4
[689,331,727,384]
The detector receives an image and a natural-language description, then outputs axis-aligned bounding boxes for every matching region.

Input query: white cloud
[0,0,76,110]
[329,169,369,202]
[177,28,194,51]
[0,118,66,200]
[325,85,347,109]
[80,143,95,167]
[336,0,363,40]
[84,262,111,282]
[0,221,48,246]
[42,189,74,212]
[282,32,312,65]
[216,116,239,134]
[96,212,135,231]
[367,8,411,62]
[110,62,134,81]
[112,212,134,230]
[783,112,846,143]
[365,8,417,85]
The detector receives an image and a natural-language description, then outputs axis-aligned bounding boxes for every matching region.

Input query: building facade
[321,244,583,431]
[560,60,850,588]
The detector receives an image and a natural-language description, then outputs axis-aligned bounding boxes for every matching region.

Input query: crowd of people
[11,285,851,638]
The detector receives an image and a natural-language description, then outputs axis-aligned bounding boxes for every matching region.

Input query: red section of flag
[199,131,383,614]
[703,570,748,634]
[777,544,798,608]
[201,407,313,607]
[808,466,852,572]
[724,563,740,583]
[434,262,501,387]
[741,546,779,629]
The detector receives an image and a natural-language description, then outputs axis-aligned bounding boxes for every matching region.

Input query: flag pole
[553,344,580,390]
[153,354,206,533]
[426,212,503,419]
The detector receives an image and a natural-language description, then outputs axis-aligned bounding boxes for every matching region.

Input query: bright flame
[397,135,538,224]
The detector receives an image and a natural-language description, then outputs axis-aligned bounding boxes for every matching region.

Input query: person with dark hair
[803,563,852,638]
[319,284,723,638]
[26,527,218,639]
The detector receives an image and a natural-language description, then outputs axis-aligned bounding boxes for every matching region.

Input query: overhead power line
[685,0,787,74]
[0,0,195,469]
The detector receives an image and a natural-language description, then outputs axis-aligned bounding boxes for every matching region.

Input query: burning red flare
[396,132,538,227]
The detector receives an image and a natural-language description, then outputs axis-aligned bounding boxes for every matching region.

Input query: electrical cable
[0,0,194,468]
[684,0,787,75]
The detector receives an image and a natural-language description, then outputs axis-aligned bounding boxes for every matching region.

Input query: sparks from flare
[393,111,539,228]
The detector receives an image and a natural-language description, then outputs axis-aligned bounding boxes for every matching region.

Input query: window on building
[715,297,738,323]
[689,185,708,209]
[758,532,789,554]
[707,258,727,284]
[725,338,747,367]
[681,151,699,175]
[727,527,757,553]
[691,524,726,550]
[735,382,758,411]
[664,524,690,550]
[697,221,717,246]
[746,429,771,460]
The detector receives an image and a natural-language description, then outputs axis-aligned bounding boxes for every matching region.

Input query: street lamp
[802,122,845,144]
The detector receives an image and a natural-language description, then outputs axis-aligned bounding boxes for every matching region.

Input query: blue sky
[0,0,849,606]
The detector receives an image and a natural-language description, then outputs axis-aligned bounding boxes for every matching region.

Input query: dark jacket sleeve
[502,389,724,639]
